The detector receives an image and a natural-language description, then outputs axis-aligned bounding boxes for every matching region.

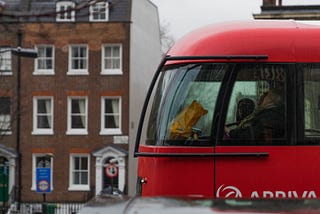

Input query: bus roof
[167,20,320,63]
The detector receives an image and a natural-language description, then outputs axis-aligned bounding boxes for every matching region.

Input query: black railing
[8,202,84,214]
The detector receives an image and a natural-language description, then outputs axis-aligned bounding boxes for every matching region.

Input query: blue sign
[36,168,51,193]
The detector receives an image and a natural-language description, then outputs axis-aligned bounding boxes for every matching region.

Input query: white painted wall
[128,0,161,196]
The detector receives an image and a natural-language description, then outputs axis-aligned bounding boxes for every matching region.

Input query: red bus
[134,20,320,199]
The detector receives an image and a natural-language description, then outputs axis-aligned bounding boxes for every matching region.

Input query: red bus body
[135,21,320,199]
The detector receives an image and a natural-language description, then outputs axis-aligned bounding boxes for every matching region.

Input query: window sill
[0,131,12,135]
[67,71,89,75]
[68,186,90,191]
[100,129,122,135]
[33,71,55,75]
[32,130,54,135]
[101,70,123,75]
[66,130,88,135]
[56,19,75,22]
[89,19,109,22]
[0,72,13,76]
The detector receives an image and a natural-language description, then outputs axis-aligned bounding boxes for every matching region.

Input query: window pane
[38,48,45,56]
[67,6,72,19]
[0,97,11,132]
[74,157,80,170]
[0,48,11,72]
[0,98,10,114]
[36,98,52,129]
[36,156,51,168]
[105,59,112,69]
[105,47,111,57]
[113,59,120,69]
[80,47,86,57]
[38,116,50,128]
[71,100,80,113]
[80,172,88,184]
[147,64,226,145]
[37,46,53,70]
[80,157,88,170]
[71,116,85,128]
[70,98,86,129]
[303,64,320,138]
[104,99,120,129]
[73,172,80,184]
[46,59,53,69]
[113,47,120,57]
[38,99,50,113]
[224,64,287,144]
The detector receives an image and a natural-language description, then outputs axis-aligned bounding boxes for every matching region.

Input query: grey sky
[150,0,320,40]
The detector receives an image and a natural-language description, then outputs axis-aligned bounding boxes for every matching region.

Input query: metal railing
[7,202,84,214]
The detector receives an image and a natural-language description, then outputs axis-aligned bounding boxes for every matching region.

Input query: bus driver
[225,89,285,142]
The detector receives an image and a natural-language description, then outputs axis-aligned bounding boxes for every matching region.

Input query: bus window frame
[134,55,269,157]
[216,63,296,146]
[296,63,320,145]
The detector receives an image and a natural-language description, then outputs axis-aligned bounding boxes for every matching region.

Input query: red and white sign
[105,164,118,178]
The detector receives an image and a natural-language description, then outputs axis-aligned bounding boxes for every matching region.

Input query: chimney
[263,0,276,6]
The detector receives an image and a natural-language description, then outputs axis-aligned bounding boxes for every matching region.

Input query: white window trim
[31,154,54,191]
[34,45,55,75]
[67,45,89,75]
[0,116,12,135]
[89,1,109,22]
[32,96,54,135]
[56,1,75,22]
[0,97,12,135]
[101,44,123,75]
[68,154,90,191]
[66,96,88,135]
[100,96,122,135]
[0,47,12,75]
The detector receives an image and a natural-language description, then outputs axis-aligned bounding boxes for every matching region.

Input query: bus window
[303,64,320,139]
[223,64,287,144]
[146,63,231,146]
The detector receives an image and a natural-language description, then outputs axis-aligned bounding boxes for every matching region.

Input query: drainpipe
[16,29,22,212]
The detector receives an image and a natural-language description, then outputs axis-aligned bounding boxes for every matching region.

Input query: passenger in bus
[236,98,256,122]
[225,89,285,141]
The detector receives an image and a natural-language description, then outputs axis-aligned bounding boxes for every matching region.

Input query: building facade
[0,0,160,208]
[254,0,320,20]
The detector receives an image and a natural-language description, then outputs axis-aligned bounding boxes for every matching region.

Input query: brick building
[0,0,161,210]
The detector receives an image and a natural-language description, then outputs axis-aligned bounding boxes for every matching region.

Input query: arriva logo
[216,184,242,198]
[216,184,317,199]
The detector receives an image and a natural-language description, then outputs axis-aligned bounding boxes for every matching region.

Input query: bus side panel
[137,146,214,198]
[215,146,320,199]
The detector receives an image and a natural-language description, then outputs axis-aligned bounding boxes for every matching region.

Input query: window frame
[34,45,55,75]
[0,47,12,75]
[219,63,290,145]
[69,154,90,191]
[298,63,320,144]
[0,97,11,135]
[67,96,88,135]
[68,45,89,75]
[100,96,122,135]
[31,154,54,191]
[56,1,75,22]
[32,96,54,135]
[101,44,123,75]
[89,1,109,22]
